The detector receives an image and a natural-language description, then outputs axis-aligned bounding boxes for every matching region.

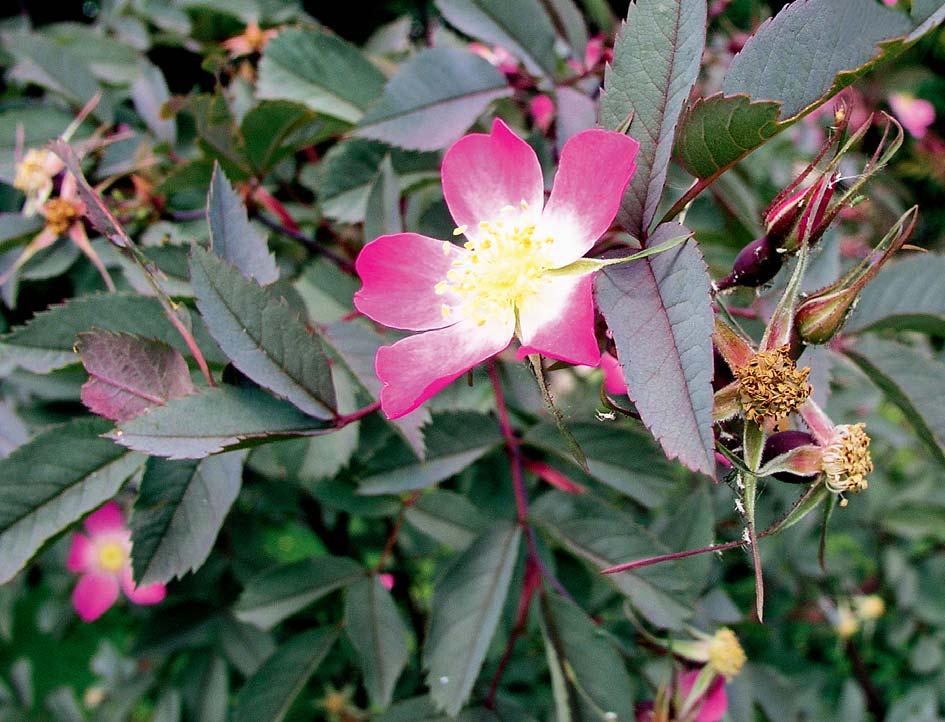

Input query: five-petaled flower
[67,502,166,622]
[354,119,638,418]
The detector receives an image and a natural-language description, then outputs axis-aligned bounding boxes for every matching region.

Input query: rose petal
[72,572,120,622]
[600,351,627,395]
[120,567,167,606]
[66,533,95,573]
[441,118,544,239]
[375,316,513,419]
[84,501,126,536]
[541,129,639,267]
[678,670,728,722]
[516,274,599,366]
[354,232,464,331]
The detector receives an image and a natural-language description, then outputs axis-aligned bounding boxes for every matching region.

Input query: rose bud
[760,430,821,483]
[715,235,782,291]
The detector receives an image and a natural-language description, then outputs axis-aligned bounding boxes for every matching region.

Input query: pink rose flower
[600,351,627,396]
[67,502,166,622]
[889,93,935,139]
[354,119,638,418]
[529,94,555,133]
[678,669,728,722]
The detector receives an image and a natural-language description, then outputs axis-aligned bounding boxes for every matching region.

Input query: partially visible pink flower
[379,573,395,591]
[523,459,586,494]
[600,351,627,396]
[222,21,278,58]
[67,502,165,622]
[529,95,555,133]
[889,93,935,139]
[678,669,728,722]
[354,119,639,418]
[468,43,519,74]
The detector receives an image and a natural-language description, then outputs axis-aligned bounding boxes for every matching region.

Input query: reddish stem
[334,400,381,428]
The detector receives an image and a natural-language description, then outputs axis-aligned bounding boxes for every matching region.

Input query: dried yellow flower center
[97,541,126,573]
[823,423,872,497]
[707,627,746,679]
[14,149,55,194]
[735,346,811,422]
[435,201,553,327]
[43,198,81,236]
[835,605,859,639]
[853,594,885,621]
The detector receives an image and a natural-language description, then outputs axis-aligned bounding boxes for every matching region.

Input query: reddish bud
[716,235,782,290]
[761,430,820,484]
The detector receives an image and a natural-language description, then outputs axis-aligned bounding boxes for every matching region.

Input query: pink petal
[529,95,555,133]
[120,567,167,606]
[678,670,728,722]
[379,573,395,591]
[889,93,935,139]
[72,572,120,622]
[354,233,464,331]
[84,501,126,536]
[541,129,639,267]
[516,274,599,366]
[375,317,513,419]
[600,351,627,395]
[66,533,95,573]
[441,118,544,239]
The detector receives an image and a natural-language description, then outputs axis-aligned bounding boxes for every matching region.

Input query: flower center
[707,628,746,679]
[735,346,811,422]
[823,423,873,498]
[43,198,81,236]
[97,541,126,573]
[436,202,553,327]
[14,149,55,194]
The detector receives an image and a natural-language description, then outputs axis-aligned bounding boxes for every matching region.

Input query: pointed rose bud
[715,235,782,291]
[777,172,837,253]
[760,430,822,483]
[796,206,918,344]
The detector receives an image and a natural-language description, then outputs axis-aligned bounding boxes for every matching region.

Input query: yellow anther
[441,304,451,318]
[453,225,467,236]
[520,199,529,209]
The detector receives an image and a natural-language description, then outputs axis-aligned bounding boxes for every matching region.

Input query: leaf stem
[254,212,357,275]
[334,400,381,427]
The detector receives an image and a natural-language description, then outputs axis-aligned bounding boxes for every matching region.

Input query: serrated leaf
[523,422,676,507]
[531,491,695,629]
[359,411,502,495]
[674,93,781,180]
[218,616,276,677]
[844,337,945,466]
[0,402,28,459]
[845,254,945,336]
[233,556,364,629]
[110,386,333,459]
[375,696,503,722]
[355,48,513,151]
[540,592,635,722]
[257,28,385,124]
[434,0,560,78]
[344,576,410,709]
[599,0,706,236]
[190,246,335,419]
[424,520,521,716]
[0,418,144,583]
[241,101,342,175]
[77,330,196,423]
[405,489,489,550]
[130,450,247,586]
[594,226,715,475]
[0,293,225,375]
[364,155,403,243]
[233,628,338,722]
[207,164,278,285]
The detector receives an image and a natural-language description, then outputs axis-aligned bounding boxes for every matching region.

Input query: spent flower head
[735,346,811,423]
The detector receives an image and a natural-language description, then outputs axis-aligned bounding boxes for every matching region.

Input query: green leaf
[434,0,560,78]
[376,696,503,722]
[674,93,781,180]
[531,491,695,629]
[207,164,278,286]
[233,556,363,629]
[540,592,635,722]
[344,576,410,709]
[218,616,276,677]
[190,246,336,419]
[0,293,225,375]
[595,227,716,476]
[233,628,338,722]
[405,489,489,550]
[358,411,502,495]
[130,451,247,586]
[355,48,513,151]
[241,101,342,175]
[424,520,522,716]
[364,155,403,243]
[523,422,677,507]
[109,386,333,459]
[194,655,228,722]
[658,486,714,586]
[0,214,43,254]
[599,0,706,236]
[844,337,945,466]
[845,254,945,336]
[257,27,385,124]
[0,418,145,583]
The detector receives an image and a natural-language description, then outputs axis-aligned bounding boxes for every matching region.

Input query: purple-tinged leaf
[595,223,715,475]
[599,0,706,237]
[77,330,196,423]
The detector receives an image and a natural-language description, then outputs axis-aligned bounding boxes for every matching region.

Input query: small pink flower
[678,669,728,722]
[529,94,555,133]
[354,119,638,418]
[600,351,627,396]
[468,43,519,75]
[67,502,165,622]
[222,21,278,58]
[889,93,935,139]
[379,573,395,591]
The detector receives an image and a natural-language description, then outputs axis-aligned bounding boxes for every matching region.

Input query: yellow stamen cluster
[822,423,872,497]
[834,603,859,639]
[707,627,746,679]
[14,149,56,195]
[43,197,81,236]
[435,201,554,327]
[853,594,885,621]
[97,541,126,573]
[735,346,811,422]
